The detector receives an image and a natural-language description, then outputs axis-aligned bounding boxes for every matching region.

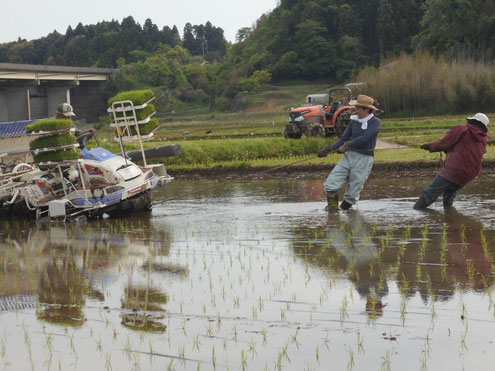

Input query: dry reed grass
[356,53,495,115]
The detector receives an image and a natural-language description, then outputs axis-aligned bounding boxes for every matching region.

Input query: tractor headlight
[294,116,304,122]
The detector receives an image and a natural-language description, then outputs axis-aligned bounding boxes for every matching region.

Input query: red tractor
[284,87,355,139]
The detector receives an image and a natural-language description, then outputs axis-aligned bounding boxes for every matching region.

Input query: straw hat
[349,95,377,111]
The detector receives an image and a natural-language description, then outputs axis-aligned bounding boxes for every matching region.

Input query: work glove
[420,143,431,151]
[317,146,332,158]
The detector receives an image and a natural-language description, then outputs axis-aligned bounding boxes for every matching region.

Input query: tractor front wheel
[305,123,326,138]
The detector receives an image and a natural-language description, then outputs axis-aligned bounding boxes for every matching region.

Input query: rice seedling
[232,325,238,342]
[280,308,286,321]
[193,335,201,351]
[480,230,492,262]
[241,348,247,370]
[291,329,301,349]
[340,295,349,323]
[178,345,185,359]
[262,327,268,345]
[211,345,216,367]
[282,340,291,362]
[104,352,112,371]
[347,347,355,370]
[381,349,392,371]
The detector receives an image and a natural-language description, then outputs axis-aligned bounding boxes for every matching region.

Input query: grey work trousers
[323,151,374,205]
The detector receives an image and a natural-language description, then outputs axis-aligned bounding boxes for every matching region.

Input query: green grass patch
[33,149,80,163]
[26,119,72,133]
[108,89,154,106]
[29,133,76,149]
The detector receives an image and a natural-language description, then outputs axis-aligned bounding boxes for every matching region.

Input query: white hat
[467,113,489,128]
[57,103,76,117]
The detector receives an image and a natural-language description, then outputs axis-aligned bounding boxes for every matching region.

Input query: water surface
[1,177,495,370]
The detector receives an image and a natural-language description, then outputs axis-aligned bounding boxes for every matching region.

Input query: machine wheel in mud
[305,123,326,138]
[106,191,153,218]
[335,109,352,136]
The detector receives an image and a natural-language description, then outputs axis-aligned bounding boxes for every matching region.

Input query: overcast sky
[0,0,278,44]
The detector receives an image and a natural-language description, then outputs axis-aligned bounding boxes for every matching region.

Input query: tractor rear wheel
[305,123,326,138]
[335,109,352,136]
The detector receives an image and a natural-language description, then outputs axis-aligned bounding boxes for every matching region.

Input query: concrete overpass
[0,63,118,122]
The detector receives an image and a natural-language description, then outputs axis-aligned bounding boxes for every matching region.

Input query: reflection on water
[0,215,174,332]
[0,178,495,370]
[291,207,495,322]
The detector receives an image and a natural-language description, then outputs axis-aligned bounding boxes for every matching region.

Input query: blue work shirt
[330,116,381,156]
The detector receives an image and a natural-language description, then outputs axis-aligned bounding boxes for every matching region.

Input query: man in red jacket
[413,113,489,209]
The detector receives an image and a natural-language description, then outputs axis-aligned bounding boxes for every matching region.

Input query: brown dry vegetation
[356,53,495,115]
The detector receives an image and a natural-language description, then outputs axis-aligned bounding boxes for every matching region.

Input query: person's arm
[347,120,380,149]
[330,123,353,151]
[317,124,353,157]
[428,125,467,152]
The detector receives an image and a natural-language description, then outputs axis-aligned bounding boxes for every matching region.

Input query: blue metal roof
[0,120,36,139]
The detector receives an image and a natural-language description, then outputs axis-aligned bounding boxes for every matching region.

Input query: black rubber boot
[413,196,429,210]
[340,200,353,210]
[443,191,457,207]
[325,192,339,212]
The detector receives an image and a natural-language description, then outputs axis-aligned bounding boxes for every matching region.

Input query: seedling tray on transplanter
[111,119,160,142]
[107,89,159,143]
[108,89,155,107]
[32,148,80,163]
[28,119,79,163]
[26,119,73,133]
[29,133,77,149]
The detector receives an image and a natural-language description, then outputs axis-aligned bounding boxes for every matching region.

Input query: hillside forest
[0,0,494,115]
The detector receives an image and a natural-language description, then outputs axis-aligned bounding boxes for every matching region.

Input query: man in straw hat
[413,113,489,209]
[317,94,381,211]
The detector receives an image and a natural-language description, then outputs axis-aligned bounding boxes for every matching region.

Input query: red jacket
[429,124,487,186]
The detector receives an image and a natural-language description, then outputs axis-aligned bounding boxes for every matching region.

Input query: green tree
[294,19,334,78]
[236,27,252,43]
[377,0,394,55]
[272,51,300,80]
[143,18,160,51]
[64,35,91,66]
[183,23,200,55]
[412,0,495,59]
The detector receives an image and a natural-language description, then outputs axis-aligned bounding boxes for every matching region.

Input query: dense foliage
[225,0,426,84]
[0,17,226,67]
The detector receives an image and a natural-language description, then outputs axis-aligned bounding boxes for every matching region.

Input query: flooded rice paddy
[1,177,495,370]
